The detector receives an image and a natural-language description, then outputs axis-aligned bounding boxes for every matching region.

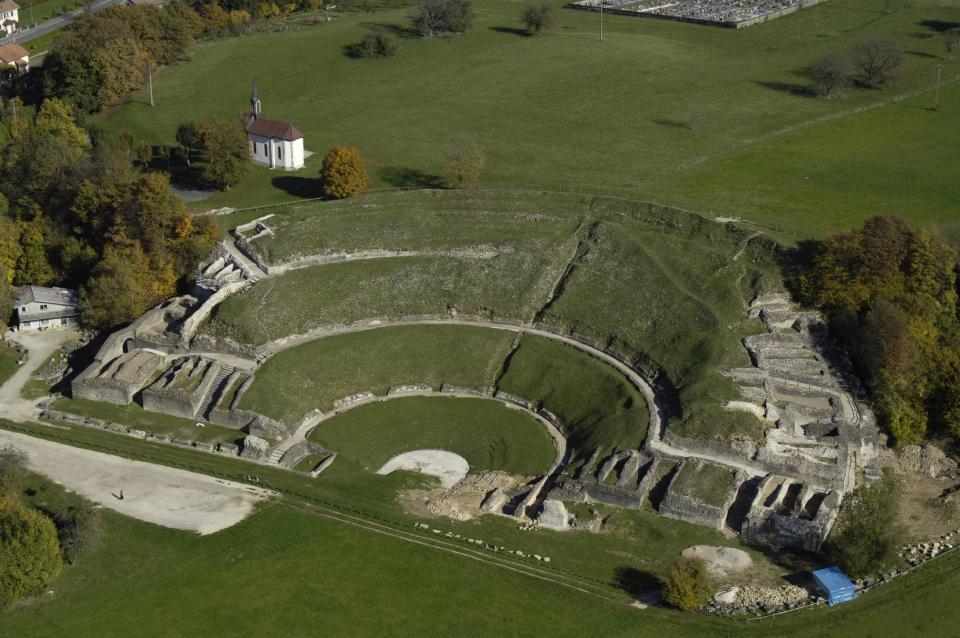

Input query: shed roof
[16,285,81,308]
[246,116,303,142]
[0,43,28,64]
[812,566,855,595]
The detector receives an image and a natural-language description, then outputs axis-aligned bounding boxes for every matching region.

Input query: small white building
[0,0,18,36]
[15,286,82,331]
[245,84,305,171]
[0,42,28,74]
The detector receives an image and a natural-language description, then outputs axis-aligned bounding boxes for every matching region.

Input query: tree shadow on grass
[650,118,694,130]
[489,26,530,36]
[271,175,326,198]
[380,166,448,189]
[919,19,960,33]
[359,21,421,38]
[755,80,818,98]
[614,567,662,603]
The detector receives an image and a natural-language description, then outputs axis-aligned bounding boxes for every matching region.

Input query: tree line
[0,97,218,329]
[790,215,960,447]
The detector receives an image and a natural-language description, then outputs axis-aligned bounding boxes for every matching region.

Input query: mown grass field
[308,395,556,475]
[4,419,960,637]
[101,0,960,236]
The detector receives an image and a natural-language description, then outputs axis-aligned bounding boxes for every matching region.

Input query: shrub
[0,446,27,509]
[522,2,557,35]
[662,557,713,611]
[412,0,472,36]
[0,503,63,610]
[54,503,102,565]
[321,146,368,199]
[349,31,399,58]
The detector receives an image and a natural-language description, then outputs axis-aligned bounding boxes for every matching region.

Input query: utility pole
[599,0,603,41]
[147,61,154,107]
[934,64,944,112]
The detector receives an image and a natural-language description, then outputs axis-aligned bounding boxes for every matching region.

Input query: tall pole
[600,0,603,41]
[147,61,154,107]
[934,65,943,112]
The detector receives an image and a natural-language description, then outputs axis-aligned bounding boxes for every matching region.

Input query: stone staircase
[195,364,235,420]
[267,447,285,464]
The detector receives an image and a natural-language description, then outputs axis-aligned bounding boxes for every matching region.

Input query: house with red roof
[0,0,18,36]
[0,42,28,74]
[245,83,305,170]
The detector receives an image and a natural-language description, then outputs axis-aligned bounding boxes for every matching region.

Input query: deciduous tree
[853,37,905,88]
[443,132,484,189]
[522,2,557,35]
[321,146,368,199]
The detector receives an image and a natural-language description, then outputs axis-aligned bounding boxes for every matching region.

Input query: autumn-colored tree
[662,558,712,611]
[81,241,174,328]
[0,217,22,284]
[0,503,63,610]
[199,2,229,32]
[321,146,368,199]
[443,132,485,189]
[195,119,250,190]
[793,216,960,446]
[93,37,145,107]
[15,219,55,286]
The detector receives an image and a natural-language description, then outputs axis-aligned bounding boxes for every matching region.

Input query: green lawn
[0,342,20,388]
[668,461,738,508]
[4,425,960,636]
[308,395,556,475]
[239,325,516,424]
[652,83,960,238]
[100,0,959,236]
[52,397,244,445]
[22,0,85,23]
[496,334,650,462]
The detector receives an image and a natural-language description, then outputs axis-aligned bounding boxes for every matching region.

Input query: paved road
[0,0,118,47]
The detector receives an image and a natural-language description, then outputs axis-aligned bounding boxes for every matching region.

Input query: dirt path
[0,329,273,534]
[0,329,78,422]
[0,427,273,534]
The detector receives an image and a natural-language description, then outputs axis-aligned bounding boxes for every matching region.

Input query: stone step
[196,365,235,420]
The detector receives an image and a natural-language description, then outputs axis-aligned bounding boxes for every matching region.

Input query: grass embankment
[242,189,582,266]
[308,396,556,475]
[51,397,243,445]
[102,0,959,234]
[238,325,515,424]
[3,418,960,636]
[496,334,649,463]
[203,252,565,344]
[211,191,775,441]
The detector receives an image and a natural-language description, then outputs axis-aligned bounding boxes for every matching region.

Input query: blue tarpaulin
[812,566,857,605]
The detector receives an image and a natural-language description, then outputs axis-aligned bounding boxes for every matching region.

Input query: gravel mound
[682,545,753,577]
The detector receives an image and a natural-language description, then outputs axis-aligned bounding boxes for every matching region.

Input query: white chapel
[245,84,305,171]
